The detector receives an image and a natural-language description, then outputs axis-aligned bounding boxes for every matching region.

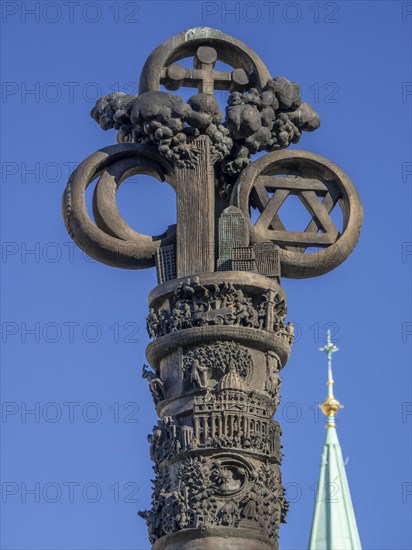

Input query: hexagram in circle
[230,150,363,279]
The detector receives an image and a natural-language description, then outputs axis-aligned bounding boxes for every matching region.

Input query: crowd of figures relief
[139,457,288,545]
[146,277,294,342]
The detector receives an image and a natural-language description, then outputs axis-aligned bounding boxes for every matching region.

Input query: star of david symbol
[231,149,363,278]
[251,174,341,252]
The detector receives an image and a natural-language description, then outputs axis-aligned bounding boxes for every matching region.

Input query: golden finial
[319,329,343,428]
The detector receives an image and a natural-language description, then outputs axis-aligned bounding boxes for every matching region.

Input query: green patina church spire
[308,330,362,550]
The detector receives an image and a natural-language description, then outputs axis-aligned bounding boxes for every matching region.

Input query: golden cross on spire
[319,329,343,428]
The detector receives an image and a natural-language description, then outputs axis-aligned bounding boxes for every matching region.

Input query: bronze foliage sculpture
[62,28,363,550]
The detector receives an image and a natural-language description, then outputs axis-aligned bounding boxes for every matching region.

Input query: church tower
[308,331,362,550]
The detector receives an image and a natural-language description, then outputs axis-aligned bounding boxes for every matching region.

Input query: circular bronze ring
[231,150,363,279]
[139,27,271,93]
[62,143,176,269]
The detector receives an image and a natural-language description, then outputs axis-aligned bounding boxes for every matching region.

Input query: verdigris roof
[308,426,362,550]
[308,330,361,550]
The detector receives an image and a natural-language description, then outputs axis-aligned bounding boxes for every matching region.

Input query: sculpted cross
[62,27,363,550]
[162,46,250,94]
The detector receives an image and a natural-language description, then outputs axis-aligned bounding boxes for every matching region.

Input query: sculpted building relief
[146,278,292,342]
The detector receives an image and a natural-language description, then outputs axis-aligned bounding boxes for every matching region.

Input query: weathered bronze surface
[62,27,363,549]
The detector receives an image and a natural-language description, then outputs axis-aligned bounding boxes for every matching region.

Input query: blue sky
[1,1,411,549]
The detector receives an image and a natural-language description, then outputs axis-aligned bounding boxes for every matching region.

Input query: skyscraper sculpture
[62,28,363,550]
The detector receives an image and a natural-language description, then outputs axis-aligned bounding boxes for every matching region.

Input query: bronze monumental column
[62,28,363,550]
